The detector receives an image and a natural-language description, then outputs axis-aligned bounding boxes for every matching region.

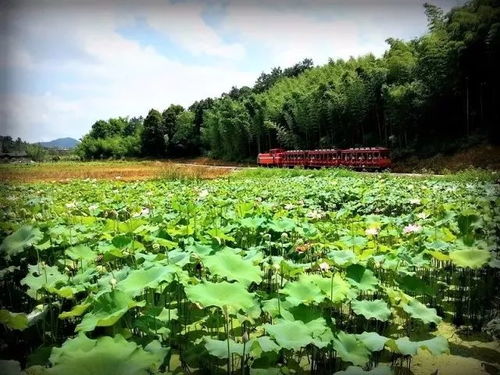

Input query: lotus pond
[0,171,499,374]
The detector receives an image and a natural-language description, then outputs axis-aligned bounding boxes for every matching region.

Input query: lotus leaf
[204,338,245,359]
[388,336,449,356]
[355,332,389,352]
[117,265,177,297]
[76,290,144,332]
[203,248,262,286]
[329,250,356,267]
[303,273,350,303]
[264,319,314,350]
[0,226,42,259]
[449,249,490,269]
[333,331,370,366]
[351,300,391,321]
[0,309,29,331]
[185,281,257,314]
[346,264,378,291]
[65,245,96,263]
[401,299,441,324]
[280,278,324,306]
[21,264,68,299]
[47,334,166,375]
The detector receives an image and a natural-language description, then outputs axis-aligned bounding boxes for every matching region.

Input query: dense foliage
[74,0,500,161]
[0,172,498,373]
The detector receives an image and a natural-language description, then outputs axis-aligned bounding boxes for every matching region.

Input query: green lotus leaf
[250,336,281,354]
[280,278,325,306]
[0,309,29,331]
[59,303,91,319]
[401,299,441,324]
[185,281,257,314]
[333,331,370,366]
[47,334,166,375]
[268,218,296,232]
[355,332,389,352]
[303,273,350,303]
[305,317,334,349]
[203,248,262,286]
[335,364,392,375]
[0,226,42,259]
[77,290,144,332]
[329,250,356,267]
[346,264,378,291]
[449,249,490,269]
[117,265,177,297]
[351,300,391,321]
[65,245,96,262]
[21,264,68,299]
[264,319,314,350]
[204,338,245,359]
[387,336,448,356]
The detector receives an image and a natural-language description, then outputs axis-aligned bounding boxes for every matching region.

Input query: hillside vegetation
[75,0,499,164]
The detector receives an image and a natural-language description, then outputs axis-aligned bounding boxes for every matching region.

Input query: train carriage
[257,146,391,170]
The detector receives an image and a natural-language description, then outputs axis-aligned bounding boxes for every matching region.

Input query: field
[0,166,499,375]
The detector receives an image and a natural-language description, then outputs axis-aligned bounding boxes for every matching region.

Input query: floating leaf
[65,245,96,262]
[203,248,262,286]
[185,281,257,314]
[47,334,166,375]
[449,249,490,269]
[329,250,356,267]
[401,299,441,324]
[333,331,370,366]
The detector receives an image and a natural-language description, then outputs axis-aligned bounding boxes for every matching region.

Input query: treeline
[0,136,50,161]
[77,0,500,161]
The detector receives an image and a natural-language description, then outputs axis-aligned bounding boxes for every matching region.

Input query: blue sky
[0,0,463,142]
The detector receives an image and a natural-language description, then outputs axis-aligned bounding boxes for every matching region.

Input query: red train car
[257,147,391,170]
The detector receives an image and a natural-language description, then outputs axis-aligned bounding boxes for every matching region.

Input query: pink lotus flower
[403,224,422,234]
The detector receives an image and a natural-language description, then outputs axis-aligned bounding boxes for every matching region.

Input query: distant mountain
[38,137,79,149]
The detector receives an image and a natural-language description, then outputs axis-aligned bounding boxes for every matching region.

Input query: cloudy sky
[1,0,463,142]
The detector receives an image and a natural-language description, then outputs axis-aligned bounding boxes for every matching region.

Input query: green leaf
[204,338,244,359]
[333,331,370,366]
[449,249,490,269]
[203,248,262,286]
[0,226,42,259]
[280,278,325,307]
[329,250,356,267]
[0,309,29,331]
[77,290,144,332]
[185,281,257,314]
[387,336,448,356]
[401,298,441,325]
[355,331,389,352]
[264,319,313,350]
[346,264,378,291]
[117,265,177,297]
[47,334,166,375]
[59,303,91,319]
[21,264,68,299]
[65,245,96,262]
[351,300,391,321]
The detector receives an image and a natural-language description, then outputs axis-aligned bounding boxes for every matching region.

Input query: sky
[0,0,464,142]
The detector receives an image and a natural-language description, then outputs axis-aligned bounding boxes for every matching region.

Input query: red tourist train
[257,147,391,170]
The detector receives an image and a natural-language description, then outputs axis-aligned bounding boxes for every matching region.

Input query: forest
[76,0,500,161]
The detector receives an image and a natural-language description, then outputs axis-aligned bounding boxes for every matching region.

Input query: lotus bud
[110,278,117,287]
[264,233,272,241]
[281,232,289,240]
[96,265,106,274]
[242,331,249,343]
